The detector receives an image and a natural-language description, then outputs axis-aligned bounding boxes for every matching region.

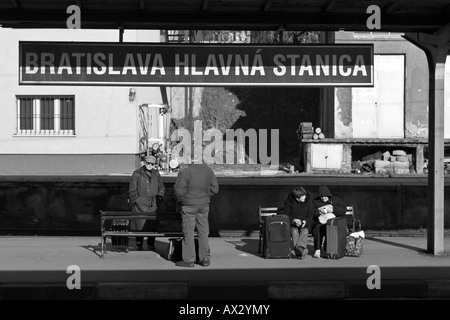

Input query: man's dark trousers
[181,205,210,263]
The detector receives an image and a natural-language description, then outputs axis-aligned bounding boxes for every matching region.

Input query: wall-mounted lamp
[129,88,136,102]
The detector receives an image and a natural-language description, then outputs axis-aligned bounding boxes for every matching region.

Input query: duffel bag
[345,232,364,257]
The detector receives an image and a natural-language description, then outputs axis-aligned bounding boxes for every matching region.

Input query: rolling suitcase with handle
[325,216,347,259]
[263,214,291,259]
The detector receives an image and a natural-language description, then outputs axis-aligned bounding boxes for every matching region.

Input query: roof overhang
[0,0,449,33]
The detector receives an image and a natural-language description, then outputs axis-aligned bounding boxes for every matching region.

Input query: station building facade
[0,28,165,176]
[0,28,450,232]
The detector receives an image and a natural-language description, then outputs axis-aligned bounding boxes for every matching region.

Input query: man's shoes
[299,248,308,260]
[175,261,195,268]
[136,237,144,250]
[147,238,156,250]
[200,258,210,267]
[295,247,308,260]
[313,249,321,258]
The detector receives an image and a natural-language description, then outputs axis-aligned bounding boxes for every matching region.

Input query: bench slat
[103,232,182,237]
[102,215,157,220]
[101,211,179,220]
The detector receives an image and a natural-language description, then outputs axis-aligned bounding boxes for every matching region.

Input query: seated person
[283,187,313,259]
[311,185,347,258]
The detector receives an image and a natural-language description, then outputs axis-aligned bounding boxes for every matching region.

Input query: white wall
[0,28,164,154]
[334,31,450,140]
[445,56,450,139]
[351,55,405,138]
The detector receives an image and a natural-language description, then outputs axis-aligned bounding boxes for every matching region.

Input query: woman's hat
[144,155,157,164]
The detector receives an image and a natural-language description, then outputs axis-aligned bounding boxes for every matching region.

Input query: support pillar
[320,31,335,138]
[118,24,124,43]
[404,25,450,255]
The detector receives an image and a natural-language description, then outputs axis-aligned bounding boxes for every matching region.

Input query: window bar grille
[61,98,66,135]
[68,97,75,135]
[55,98,60,135]
[42,97,55,134]
[20,98,33,135]
[26,98,33,134]
[16,99,20,134]
[61,97,75,135]
[18,98,26,134]
[16,96,74,136]
[42,98,47,134]
[62,98,68,135]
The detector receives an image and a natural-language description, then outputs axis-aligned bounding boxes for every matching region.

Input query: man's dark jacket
[129,166,165,212]
[174,164,219,206]
[283,191,313,231]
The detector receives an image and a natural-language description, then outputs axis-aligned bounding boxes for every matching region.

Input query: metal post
[404,27,450,255]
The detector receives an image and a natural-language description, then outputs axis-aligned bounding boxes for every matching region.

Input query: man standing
[129,155,165,250]
[174,161,219,267]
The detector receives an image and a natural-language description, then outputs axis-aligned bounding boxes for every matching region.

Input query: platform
[0,235,449,301]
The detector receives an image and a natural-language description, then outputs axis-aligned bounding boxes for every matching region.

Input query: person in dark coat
[174,162,219,267]
[311,185,347,258]
[129,155,165,250]
[283,186,313,259]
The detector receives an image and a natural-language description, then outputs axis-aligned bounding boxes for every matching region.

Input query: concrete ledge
[1,280,450,299]
[96,282,188,300]
[268,281,345,300]
[189,283,268,300]
[345,280,428,299]
[0,283,96,300]
[426,280,450,298]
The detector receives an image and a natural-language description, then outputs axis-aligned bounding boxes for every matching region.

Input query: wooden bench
[344,205,360,232]
[100,210,182,257]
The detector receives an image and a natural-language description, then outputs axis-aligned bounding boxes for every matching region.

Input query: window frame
[15,95,76,136]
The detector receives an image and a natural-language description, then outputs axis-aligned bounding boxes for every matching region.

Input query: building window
[16,95,75,135]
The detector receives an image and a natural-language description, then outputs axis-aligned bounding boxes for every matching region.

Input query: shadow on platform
[366,237,428,253]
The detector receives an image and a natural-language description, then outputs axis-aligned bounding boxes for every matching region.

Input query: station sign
[20,42,373,86]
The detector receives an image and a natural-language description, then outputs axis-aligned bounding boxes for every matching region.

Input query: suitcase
[167,237,199,262]
[325,216,347,259]
[111,218,129,252]
[263,214,291,259]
